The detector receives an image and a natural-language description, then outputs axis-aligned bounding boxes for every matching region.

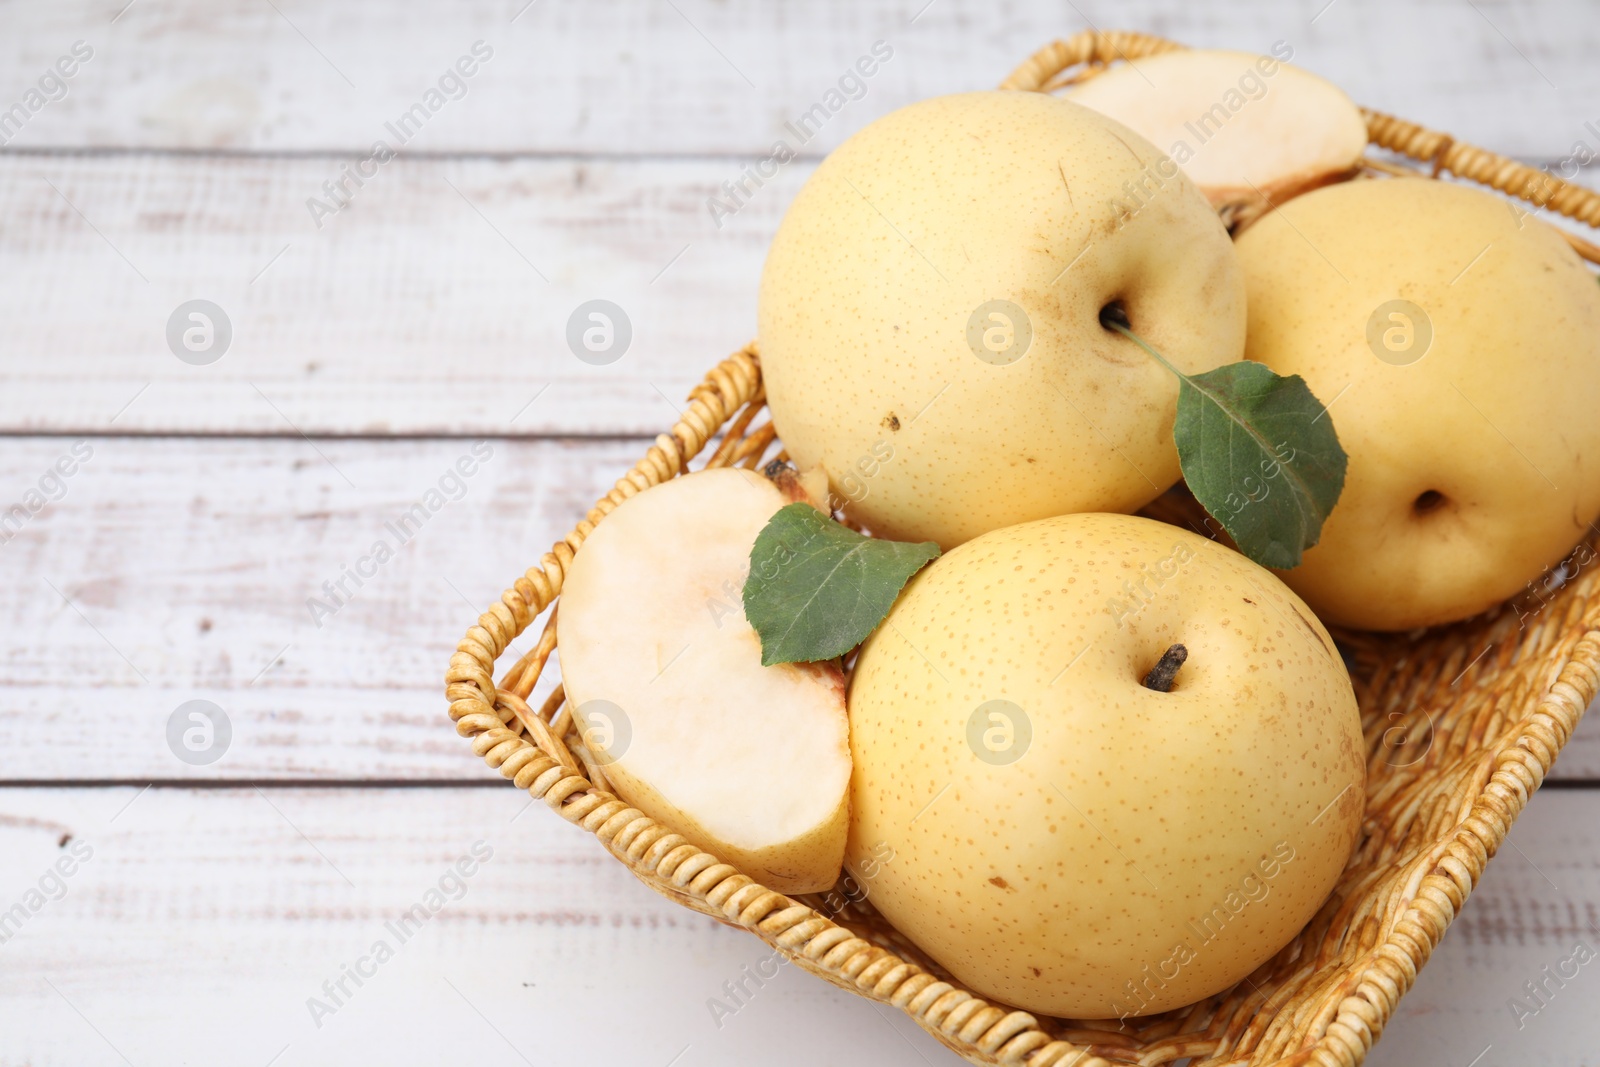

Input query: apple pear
[846,512,1364,1018]
[1233,178,1600,630]
[1069,47,1367,218]
[758,90,1246,549]
[557,467,851,895]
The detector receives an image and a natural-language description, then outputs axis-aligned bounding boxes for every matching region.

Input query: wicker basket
[445,30,1600,1067]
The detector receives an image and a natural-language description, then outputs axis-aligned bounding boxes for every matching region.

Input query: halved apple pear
[1070,48,1367,229]
[556,466,850,895]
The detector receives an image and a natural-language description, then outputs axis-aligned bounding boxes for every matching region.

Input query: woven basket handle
[1000,31,1600,257]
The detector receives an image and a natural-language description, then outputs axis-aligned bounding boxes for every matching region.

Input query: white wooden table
[3,2,1598,1064]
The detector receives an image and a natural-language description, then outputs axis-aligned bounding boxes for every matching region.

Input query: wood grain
[0,436,637,781]
[0,152,787,436]
[0,785,957,1067]
[3,3,1598,1064]
[1,151,1593,439]
[1,436,1595,783]
[2,0,1598,157]
[0,784,1593,1066]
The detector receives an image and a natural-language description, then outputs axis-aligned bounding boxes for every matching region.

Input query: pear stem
[1100,303,1186,381]
[1142,644,1188,692]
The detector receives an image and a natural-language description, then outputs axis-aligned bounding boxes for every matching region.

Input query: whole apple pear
[1234,178,1600,630]
[758,91,1246,550]
[846,512,1363,1018]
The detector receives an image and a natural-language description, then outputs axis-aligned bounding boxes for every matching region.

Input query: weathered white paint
[3,1,1598,1063]
[2,436,1594,783]
[0,0,1597,157]
[0,786,1594,1066]
[0,153,787,436]
[1,150,1592,438]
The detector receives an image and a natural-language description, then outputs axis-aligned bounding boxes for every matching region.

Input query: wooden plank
[0,784,1595,1065]
[2,436,1596,783]
[3,152,1596,439]
[2,0,1599,157]
[0,152,783,436]
[0,436,644,782]
[0,785,956,1066]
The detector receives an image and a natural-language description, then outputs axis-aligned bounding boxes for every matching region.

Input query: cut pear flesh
[1069,49,1367,218]
[556,467,850,895]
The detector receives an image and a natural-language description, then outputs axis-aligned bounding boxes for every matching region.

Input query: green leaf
[743,503,940,666]
[1108,321,1347,570]
[1174,362,1347,568]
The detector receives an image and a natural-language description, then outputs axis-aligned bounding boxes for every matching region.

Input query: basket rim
[445,29,1600,1067]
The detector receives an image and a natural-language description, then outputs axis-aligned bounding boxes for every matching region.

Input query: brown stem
[1142,644,1188,692]
[1098,300,1132,332]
